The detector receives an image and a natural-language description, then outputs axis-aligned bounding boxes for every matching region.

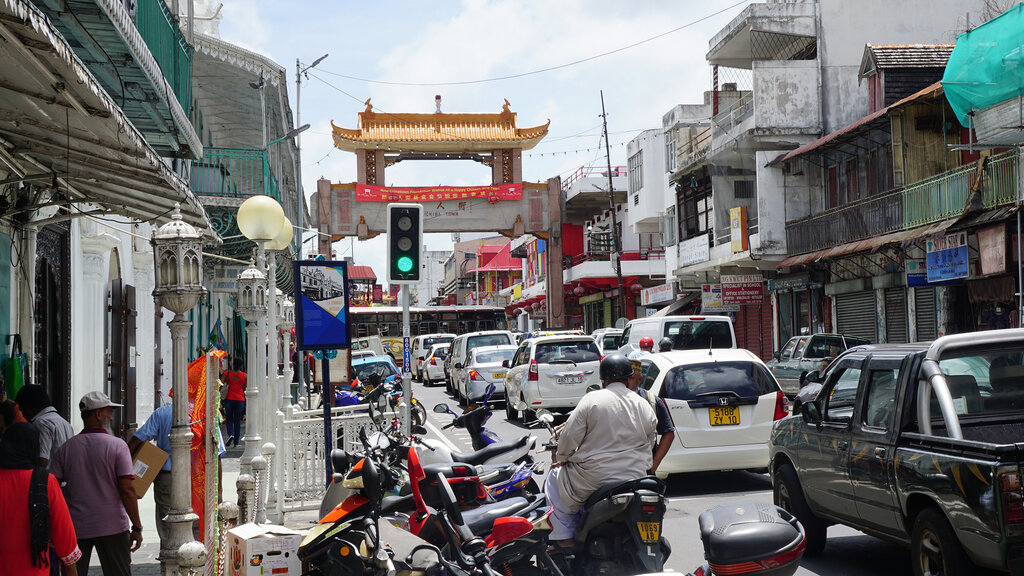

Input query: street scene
[1,0,1024,575]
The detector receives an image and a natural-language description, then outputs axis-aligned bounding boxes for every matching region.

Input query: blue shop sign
[925,233,969,283]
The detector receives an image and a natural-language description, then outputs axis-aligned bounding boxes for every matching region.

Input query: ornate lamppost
[280,298,295,404]
[151,205,206,574]
[236,195,284,475]
[262,216,292,444]
[235,261,268,475]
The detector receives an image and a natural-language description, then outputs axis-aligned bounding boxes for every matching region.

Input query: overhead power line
[315,1,749,87]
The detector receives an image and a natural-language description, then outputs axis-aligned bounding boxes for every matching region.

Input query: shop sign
[721,274,764,306]
[978,224,1006,276]
[926,232,969,283]
[767,274,809,292]
[641,284,674,306]
[579,292,605,305]
[730,206,749,253]
[678,234,710,267]
[906,260,929,287]
[210,264,249,293]
[701,284,739,313]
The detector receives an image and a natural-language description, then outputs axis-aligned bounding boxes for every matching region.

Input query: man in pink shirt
[51,391,143,576]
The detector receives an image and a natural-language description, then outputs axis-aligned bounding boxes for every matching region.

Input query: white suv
[411,333,455,381]
[503,335,602,421]
[445,330,516,394]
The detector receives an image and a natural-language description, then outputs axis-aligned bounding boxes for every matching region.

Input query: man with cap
[51,391,143,576]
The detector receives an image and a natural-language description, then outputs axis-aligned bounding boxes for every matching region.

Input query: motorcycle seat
[461,496,530,536]
[381,494,414,516]
[584,476,665,509]
[449,435,531,466]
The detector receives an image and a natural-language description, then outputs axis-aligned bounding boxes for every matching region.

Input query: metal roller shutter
[836,291,877,343]
[885,287,908,344]
[915,287,937,342]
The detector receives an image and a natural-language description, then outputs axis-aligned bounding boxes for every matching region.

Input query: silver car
[504,335,602,421]
[455,345,517,405]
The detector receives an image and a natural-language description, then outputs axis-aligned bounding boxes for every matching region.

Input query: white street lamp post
[151,205,206,574]
[236,195,285,475]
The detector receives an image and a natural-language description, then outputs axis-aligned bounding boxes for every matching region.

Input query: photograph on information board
[294,260,351,350]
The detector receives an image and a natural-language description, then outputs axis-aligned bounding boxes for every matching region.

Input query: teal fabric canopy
[942,2,1024,125]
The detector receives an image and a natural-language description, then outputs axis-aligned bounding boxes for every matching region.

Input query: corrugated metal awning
[778,218,958,269]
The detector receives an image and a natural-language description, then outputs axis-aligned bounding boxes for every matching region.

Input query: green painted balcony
[190,147,281,201]
[33,0,201,158]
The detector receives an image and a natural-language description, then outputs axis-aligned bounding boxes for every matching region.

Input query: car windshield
[431,347,449,359]
[661,361,777,401]
[668,321,733,350]
[467,334,511,351]
[354,361,395,381]
[536,341,600,363]
[424,336,454,349]
[474,349,515,364]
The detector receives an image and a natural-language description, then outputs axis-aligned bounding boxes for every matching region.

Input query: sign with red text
[356,183,522,203]
[721,274,764,306]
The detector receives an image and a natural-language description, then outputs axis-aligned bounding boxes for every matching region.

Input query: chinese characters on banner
[356,183,523,203]
[925,232,969,283]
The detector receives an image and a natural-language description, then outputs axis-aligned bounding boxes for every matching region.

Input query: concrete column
[239,320,263,476]
[907,287,918,343]
[163,315,201,574]
[77,234,120,429]
[545,177,565,328]
[876,288,887,344]
[132,250,156,417]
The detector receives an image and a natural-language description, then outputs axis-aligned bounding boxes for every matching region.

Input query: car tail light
[774,391,789,421]
[528,360,539,381]
[1000,470,1024,524]
[430,358,437,366]
[469,369,483,381]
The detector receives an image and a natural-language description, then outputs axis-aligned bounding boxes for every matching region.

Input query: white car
[455,345,517,405]
[592,328,623,354]
[636,348,789,477]
[504,335,602,421]
[446,330,516,394]
[422,343,450,386]
[411,333,455,381]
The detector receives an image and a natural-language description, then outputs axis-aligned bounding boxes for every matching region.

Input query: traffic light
[387,203,422,284]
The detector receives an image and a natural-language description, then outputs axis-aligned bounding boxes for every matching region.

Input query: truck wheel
[773,464,827,556]
[911,508,971,576]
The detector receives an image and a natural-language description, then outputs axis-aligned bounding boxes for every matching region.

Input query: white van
[617,315,736,354]
[445,330,516,393]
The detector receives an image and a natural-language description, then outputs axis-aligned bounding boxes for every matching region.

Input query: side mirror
[586,383,602,394]
[454,362,464,370]
[412,425,427,435]
[432,403,450,414]
[502,360,510,368]
[801,370,820,386]
[801,401,823,424]
[773,351,781,361]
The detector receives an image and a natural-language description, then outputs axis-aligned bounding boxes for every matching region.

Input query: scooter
[418,383,536,468]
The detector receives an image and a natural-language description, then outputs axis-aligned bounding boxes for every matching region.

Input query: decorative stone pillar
[236,261,268,475]
[78,233,121,428]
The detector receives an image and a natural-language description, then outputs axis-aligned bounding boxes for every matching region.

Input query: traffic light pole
[400,284,412,436]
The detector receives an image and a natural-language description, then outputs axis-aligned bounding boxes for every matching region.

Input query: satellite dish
[614,317,628,329]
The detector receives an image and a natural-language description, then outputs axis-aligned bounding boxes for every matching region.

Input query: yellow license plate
[492,372,506,379]
[709,406,739,426]
[637,521,660,542]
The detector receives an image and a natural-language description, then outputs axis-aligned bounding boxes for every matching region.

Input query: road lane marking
[666,490,772,503]
[424,420,459,451]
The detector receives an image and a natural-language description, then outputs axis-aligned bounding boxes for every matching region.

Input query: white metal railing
[273,403,392,516]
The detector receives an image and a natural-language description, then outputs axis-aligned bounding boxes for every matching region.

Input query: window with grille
[678,180,712,242]
[628,151,644,193]
[734,180,755,199]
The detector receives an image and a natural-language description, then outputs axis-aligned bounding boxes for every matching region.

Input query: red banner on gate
[355,183,522,203]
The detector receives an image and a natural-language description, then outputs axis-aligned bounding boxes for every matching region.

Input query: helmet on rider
[658,337,673,352]
[599,353,634,382]
[638,336,655,351]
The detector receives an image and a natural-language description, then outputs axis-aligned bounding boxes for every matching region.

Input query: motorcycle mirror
[586,383,601,394]
[535,409,555,424]
[484,383,496,402]
[432,403,450,414]
[358,426,370,449]
[513,399,529,411]
[412,425,427,435]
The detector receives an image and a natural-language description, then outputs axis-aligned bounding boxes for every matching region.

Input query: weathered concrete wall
[755,150,789,255]
[753,60,821,134]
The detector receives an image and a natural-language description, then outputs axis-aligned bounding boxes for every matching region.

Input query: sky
[214,0,755,283]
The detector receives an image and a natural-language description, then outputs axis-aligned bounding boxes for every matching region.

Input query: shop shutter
[914,287,937,341]
[836,291,877,343]
[884,287,908,344]
[735,293,774,361]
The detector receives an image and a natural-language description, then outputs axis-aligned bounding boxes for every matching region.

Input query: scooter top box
[698,502,805,576]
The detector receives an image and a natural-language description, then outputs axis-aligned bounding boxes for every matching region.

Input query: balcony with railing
[190,148,281,202]
[786,150,1018,255]
[563,249,666,282]
[35,0,200,158]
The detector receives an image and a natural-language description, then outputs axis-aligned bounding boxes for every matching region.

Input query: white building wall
[414,250,450,306]
[626,129,668,234]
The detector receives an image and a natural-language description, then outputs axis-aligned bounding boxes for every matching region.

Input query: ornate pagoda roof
[331,99,550,152]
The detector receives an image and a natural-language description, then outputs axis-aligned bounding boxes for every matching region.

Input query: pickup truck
[766,333,869,396]
[769,329,1024,576]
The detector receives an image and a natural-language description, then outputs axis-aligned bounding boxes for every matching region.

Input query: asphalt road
[411,377,921,576]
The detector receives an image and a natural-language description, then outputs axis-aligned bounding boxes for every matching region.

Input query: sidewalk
[123,424,321,575]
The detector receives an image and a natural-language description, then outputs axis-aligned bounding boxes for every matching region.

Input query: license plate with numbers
[492,372,506,379]
[709,406,739,426]
[556,375,584,385]
[636,521,661,542]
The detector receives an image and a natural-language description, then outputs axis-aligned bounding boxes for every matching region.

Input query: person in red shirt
[0,422,81,575]
[222,359,247,447]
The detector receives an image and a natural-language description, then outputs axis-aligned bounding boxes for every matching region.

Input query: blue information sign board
[294,260,351,350]
[925,232,969,283]
[402,336,411,374]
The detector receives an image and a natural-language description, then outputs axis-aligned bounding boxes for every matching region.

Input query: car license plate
[492,372,506,379]
[636,521,660,542]
[556,375,584,385]
[709,406,739,426]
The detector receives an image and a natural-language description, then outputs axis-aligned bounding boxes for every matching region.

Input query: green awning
[942,2,1024,125]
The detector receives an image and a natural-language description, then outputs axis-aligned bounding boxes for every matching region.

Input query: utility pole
[600,90,627,322]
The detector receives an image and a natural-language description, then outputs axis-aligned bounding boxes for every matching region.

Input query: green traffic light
[397,256,414,273]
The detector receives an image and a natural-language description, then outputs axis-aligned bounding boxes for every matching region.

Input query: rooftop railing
[561,165,627,192]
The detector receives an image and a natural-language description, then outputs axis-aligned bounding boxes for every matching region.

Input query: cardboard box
[131,441,168,498]
[227,523,303,576]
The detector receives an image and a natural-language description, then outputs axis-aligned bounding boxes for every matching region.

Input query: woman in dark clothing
[0,422,80,575]
[221,359,247,447]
